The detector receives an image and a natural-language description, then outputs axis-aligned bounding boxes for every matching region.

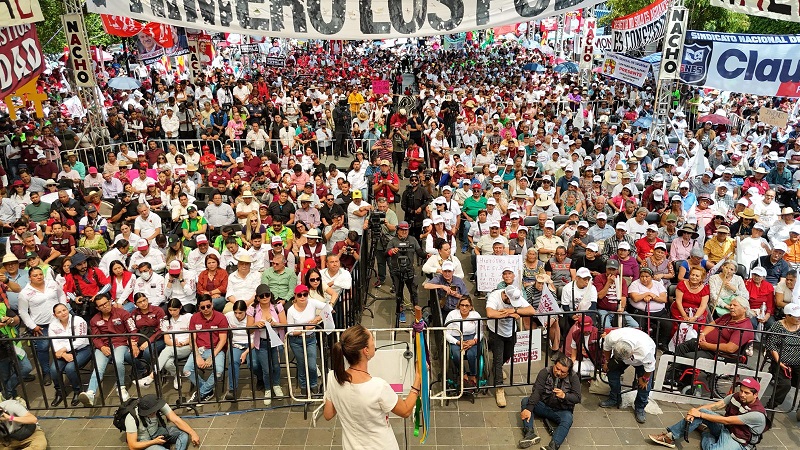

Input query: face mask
[141,272,152,281]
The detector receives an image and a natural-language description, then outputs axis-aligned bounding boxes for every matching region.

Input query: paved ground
[22,161,800,449]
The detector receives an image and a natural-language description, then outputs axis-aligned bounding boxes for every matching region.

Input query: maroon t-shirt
[189,310,228,350]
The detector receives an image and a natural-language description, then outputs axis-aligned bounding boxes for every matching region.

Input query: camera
[422,169,433,181]
[345,246,354,255]
[369,210,386,232]
[396,241,414,280]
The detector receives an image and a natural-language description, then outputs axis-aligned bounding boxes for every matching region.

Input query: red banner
[142,22,174,48]
[101,14,144,37]
[0,24,44,100]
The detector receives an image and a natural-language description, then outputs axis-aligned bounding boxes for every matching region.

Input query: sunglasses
[309,277,320,282]
[296,292,308,298]
[258,293,272,299]
[199,304,213,310]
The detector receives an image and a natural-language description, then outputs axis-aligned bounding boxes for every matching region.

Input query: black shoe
[518,429,541,448]
[200,391,214,402]
[541,441,559,450]
[22,374,35,382]
[71,392,81,407]
[187,391,199,404]
[51,392,64,407]
[43,375,52,386]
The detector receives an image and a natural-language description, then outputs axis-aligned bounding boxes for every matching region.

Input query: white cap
[773,241,789,252]
[489,164,498,172]
[618,241,631,250]
[751,266,767,277]
[505,158,514,165]
[492,175,503,183]
[593,175,602,182]
[616,223,628,231]
[679,181,690,188]
[647,224,659,231]
[492,187,502,194]
[596,212,608,220]
[432,216,445,224]
[544,220,555,229]
[489,221,501,228]
[578,220,589,228]
[653,189,663,198]
[586,242,599,252]
[504,285,522,301]
[434,196,446,204]
[576,267,592,278]
[487,198,497,205]
[510,212,521,219]
[422,218,433,227]
[441,261,455,272]
[652,174,664,182]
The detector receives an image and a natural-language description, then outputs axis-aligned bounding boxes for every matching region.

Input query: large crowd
[0,38,798,450]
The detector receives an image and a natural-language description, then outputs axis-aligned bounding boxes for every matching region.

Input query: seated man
[518,354,581,450]
[183,296,228,403]
[123,394,200,450]
[670,296,754,386]
[0,397,47,449]
[649,377,768,450]
[78,293,138,406]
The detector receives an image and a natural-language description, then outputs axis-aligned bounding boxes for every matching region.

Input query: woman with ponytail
[323,325,421,449]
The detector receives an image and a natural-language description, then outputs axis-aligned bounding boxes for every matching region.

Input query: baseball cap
[504,285,522,302]
[784,303,800,318]
[352,190,363,199]
[472,182,482,189]
[195,234,208,244]
[168,260,182,275]
[773,242,788,253]
[586,243,599,252]
[618,242,631,250]
[294,285,310,294]
[271,235,283,244]
[544,220,555,229]
[398,221,410,230]
[137,239,149,250]
[578,221,589,229]
[576,267,591,278]
[751,266,767,277]
[596,212,607,220]
[736,377,761,393]
[615,223,628,231]
[606,259,620,270]
[441,261,455,272]
[655,242,667,250]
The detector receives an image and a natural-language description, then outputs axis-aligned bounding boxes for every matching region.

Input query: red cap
[737,377,761,392]
[294,285,309,294]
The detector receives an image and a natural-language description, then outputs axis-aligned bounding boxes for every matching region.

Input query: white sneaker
[263,390,272,406]
[78,390,95,407]
[272,386,284,397]
[119,387,130,402]
[136,374,153,389]
[173,376,180,391]
[316,365,321,377]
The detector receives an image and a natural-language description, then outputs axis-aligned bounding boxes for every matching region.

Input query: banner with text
[0,0,43,27]
[710,0,800,24]
[580,18,596,70]
[505,331,542,366]
[679,31,800,98]
[593,34,612,55]
[88,0,605,39]
[659,6,687,80]
[62,15,94,87]
[0,24,44,100]
[611,0,671,53]
[600,52,650,87]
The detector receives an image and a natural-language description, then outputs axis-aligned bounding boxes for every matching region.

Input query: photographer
[123,394,200,450]
[331,231,362,271]
[0,398,47,449]
[386,221,427,323]
[64,253,110,323]
[372,160,400,204]
[369,198,398,287]
[401,174,432,238]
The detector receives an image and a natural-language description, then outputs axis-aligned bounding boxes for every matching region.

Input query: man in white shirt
[560,267,598,310]
[128,239,167,274]
[232,80,251,105]
[161,109,180,138]
[133,262,166,306]
[320,254,352,297]
[246,123,269,152]
[225,254,261,309]
[347,160,368,200]
[134,204,162,245]
[346,191,372,236]
[186,234,220,271]
[753,189,781,228]
[485,284,535,407]
[600,327,657,424]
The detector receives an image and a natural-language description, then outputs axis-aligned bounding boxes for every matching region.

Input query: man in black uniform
[386,221,427,324]
[400,173,432,238]
[333,100,351,160]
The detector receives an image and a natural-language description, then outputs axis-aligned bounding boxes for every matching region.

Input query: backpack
[113,398,166,433]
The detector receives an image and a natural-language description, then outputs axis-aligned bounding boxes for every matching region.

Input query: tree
[601,0,750,33]
[36,0,121,55]
[747,16,800,34]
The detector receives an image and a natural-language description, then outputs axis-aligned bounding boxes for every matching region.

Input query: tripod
[362,227,394,318]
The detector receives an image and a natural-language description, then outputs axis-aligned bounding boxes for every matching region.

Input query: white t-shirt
[324,371,400,450]
[287,298,327,335]
[485,289,528,337]
[627,279,668,312]
[347,201,368,235]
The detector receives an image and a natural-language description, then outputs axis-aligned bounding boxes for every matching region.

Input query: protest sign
[372,79,390,94]
[0,0,42,27]
[505,331,542,366]
[0,24,44,100]
[759,107,790,128]
[476,255,521,293]
[611,0,671,52]
[599,52,650,87]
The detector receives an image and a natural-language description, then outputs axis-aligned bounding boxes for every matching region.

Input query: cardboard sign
[476,255,522,292]
[505,331,541,366]
[0,24,44,100]
[759,107,789,128]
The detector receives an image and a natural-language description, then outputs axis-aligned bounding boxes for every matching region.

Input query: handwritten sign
[372,79,390,95]
[476,255,522,292]
[759,107,789,129]
[506,331,541,366]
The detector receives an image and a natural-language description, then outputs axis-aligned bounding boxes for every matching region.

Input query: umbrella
[522,63,545,72]
[553,62,579,73]
[633,116,653,128]
[697,114,731,125]
[107,76,142,90]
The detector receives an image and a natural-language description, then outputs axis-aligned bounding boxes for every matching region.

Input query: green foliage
[36,0,121,55]
[747,16,800,34]
[601,0,749,33]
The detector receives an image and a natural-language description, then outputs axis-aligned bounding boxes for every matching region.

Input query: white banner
[710,0,800,23]
[505,331,542,366]
[593,34,612,55]
[87,0,605,39]
[0,0,43,27]
[611,0,671,53]
[659,6,687,80]
[580,18,596,70]
[186,38,201,83]
[600,52,650,87]
[62,14,94,87]
[476,254,522,293]
[537,284,563,315]
[679,31,800,98]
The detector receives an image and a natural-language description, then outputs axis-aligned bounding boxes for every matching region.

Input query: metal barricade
[60,140,142,172]
[149,138,223,157]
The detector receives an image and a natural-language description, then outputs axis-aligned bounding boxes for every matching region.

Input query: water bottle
[758,303,766,332]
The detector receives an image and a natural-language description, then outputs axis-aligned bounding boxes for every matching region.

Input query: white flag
[321,303,335,334]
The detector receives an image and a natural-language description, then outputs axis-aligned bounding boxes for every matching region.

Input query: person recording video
[386,221,426,324]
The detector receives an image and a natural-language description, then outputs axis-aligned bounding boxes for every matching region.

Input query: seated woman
[764,304,800,408]
[49,303,88,406]
[306,268,338,306]
[671,267,710,337]
[643,242,674,290]
[78,226,107,253]
[775,270,799,314]
[709,260,749,318]
[677,248,713,280]
[627,268,669,348]
[609,241,639,284]
[109,260,136,312]
[157,298,193,391]
[225,300,259,401]
[444,297,482,387]
[422,239,465,279]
